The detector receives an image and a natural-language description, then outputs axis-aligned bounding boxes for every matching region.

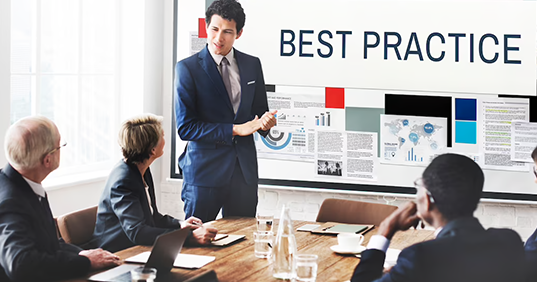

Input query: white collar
[22,176,46,198]
[434,227,443,238]
[210,48,235,66]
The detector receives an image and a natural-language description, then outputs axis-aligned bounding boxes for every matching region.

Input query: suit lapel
[3,164,59,244]
[235,49,255,122]
[126,164,155,226]
[198,46,234,113]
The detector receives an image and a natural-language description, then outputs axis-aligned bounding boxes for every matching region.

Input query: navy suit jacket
[91,161,181,253]
[174,45,269,187]
[524,228,537,280]
[0,164,90,282]
[351,217,526,282]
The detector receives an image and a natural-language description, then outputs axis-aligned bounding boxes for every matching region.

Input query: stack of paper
[125,252,215,269]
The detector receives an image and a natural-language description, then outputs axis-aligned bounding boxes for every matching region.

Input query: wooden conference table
[66,217,434,282]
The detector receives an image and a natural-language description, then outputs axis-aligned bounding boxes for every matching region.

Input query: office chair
[53,217,60,239]
[316,199,398,225]
[57,206,98,248]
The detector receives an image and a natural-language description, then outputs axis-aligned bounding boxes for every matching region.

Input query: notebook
[210,234,246,246]
[88,228,191,282]
[310,222,374,235]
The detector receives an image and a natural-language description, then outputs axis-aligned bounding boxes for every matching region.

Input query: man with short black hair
[175,0,277,222]
[0,116,120,282]
[351,153,526,282]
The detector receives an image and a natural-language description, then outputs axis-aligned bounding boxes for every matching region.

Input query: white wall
[0,0,11,165]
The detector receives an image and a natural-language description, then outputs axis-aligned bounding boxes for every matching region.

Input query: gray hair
[5,116,59,170]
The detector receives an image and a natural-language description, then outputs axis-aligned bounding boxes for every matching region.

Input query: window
[11,0,120,175]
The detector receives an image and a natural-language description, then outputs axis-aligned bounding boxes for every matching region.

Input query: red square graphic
[325,87,345,109]
[198,18,207,38]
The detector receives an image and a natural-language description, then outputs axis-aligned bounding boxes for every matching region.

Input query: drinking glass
[383,195,397,206]
[256,212,274,232]
[131,267,157,282]
[253,231,273,258]
[295,254,318,282]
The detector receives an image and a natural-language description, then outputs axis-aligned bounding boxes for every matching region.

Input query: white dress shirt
[22,176,46,201]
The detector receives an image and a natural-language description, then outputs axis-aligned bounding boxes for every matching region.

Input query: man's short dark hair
[422,153,484,221]
[206,0,246,33]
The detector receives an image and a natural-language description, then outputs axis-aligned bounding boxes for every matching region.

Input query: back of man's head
[423,153,484,221]
[206,0,246,32]
[5,116,58,170]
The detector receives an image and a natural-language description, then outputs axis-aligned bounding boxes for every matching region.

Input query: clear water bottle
[271,205,297,280]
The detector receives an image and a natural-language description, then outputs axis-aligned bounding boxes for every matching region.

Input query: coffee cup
[337,233,364,250]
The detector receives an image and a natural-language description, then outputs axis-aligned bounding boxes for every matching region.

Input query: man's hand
[191,224,218,245]
[181,216,203,228]
[260,110,277,131]
[233,116,261,136]
[377,202,420,240]
[79,248,121,270]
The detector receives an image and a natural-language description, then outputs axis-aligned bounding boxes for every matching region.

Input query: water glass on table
[256,212,274,232]
[253,231,273,258]
[130,267,157,282]
[295,254,318,282]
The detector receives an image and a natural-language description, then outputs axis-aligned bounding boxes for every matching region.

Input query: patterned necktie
[220,57,239,113]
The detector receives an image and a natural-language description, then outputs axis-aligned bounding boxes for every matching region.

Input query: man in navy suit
[0,116,119,282]
[351,153,526,282]
[175,0,276,222]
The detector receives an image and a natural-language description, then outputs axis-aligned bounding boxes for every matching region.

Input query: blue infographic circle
[423,123,434,134]
[403,119,409,126]
[409,133,419,143]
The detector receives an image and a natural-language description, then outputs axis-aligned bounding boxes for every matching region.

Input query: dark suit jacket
[0,164,91,282]
[351,217,526,282]
[174,45,269,187]
[91,161,181,253]
[524,228,537,280]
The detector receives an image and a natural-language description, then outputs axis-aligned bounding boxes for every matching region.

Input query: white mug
[337,233,364,250]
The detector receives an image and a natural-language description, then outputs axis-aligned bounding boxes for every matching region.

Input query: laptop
[89,228,191,282]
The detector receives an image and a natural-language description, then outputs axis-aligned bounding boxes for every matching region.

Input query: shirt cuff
[367,235,390,253]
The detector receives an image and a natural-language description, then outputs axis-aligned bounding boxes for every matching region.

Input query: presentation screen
[172,0,537,201]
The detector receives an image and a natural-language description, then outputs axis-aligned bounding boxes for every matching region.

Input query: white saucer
[330,245,366,254]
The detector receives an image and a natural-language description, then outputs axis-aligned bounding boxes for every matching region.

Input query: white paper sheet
[478,98,530,171]
[315,130,378,181]
[125,252,215,269]
[380,115,447,166]
[511,120,537,163]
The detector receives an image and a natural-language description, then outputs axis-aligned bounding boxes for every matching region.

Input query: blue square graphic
[455,98,477,121]
[455,121,477,144]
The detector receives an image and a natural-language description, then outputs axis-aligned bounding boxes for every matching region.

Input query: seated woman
[91,114,217,252]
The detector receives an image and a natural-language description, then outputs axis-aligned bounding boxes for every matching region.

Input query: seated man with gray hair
[0,116,120,282]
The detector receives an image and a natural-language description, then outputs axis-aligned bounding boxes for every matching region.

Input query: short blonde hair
[5,116,59,170]
[119,114,164,164]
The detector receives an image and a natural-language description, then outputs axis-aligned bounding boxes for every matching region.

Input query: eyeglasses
[47,142,67,156]
[414,178,435,203]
